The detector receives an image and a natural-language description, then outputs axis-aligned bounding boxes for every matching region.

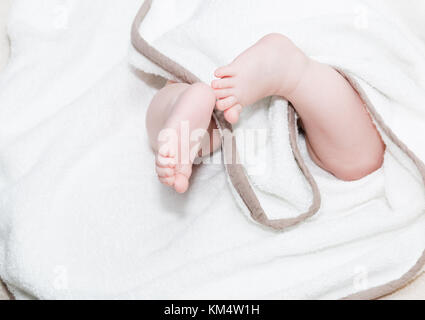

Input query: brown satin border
[131,0,425,300]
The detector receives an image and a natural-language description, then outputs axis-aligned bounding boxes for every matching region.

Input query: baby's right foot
[155,83,216,193]
[212,33,309,124]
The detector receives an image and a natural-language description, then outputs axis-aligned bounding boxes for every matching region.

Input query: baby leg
[213,33,385,181]
[146,82,219,193]
[286,59,385,181]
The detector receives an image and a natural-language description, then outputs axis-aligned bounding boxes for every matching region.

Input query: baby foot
[155,83,216,193]
[212,33,310,124]
[155,143,192,194]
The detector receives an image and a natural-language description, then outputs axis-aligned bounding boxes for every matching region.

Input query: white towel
[0,0,424,299]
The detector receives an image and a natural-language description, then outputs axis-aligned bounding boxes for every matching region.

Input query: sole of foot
[155,83,216,193]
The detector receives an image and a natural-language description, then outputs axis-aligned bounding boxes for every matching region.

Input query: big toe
[174,174,189,193]
[224,105,242,124]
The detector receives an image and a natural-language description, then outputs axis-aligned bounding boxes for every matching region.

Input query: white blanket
[1,0,425,299]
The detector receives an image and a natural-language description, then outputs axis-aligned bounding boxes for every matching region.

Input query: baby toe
[156,166,174,178]
[158,143,176,158]
[224,104,242,124]
[211,78,234,89]
[160,176,175,187]
[156,154,176,168]
[216,96,238,111]
[174,174,189,193]
[215,65,236,78]
[214,88,234,99]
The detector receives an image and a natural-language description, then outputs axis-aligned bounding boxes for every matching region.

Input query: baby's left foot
[212,33,310,124]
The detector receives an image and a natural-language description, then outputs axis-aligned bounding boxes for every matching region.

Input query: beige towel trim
[0,279,13,300]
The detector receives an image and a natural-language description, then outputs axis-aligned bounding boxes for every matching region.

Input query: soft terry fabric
[0,0,424,299]
[130,0,425,298]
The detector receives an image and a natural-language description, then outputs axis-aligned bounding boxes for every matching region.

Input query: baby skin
[146,33,385,193]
